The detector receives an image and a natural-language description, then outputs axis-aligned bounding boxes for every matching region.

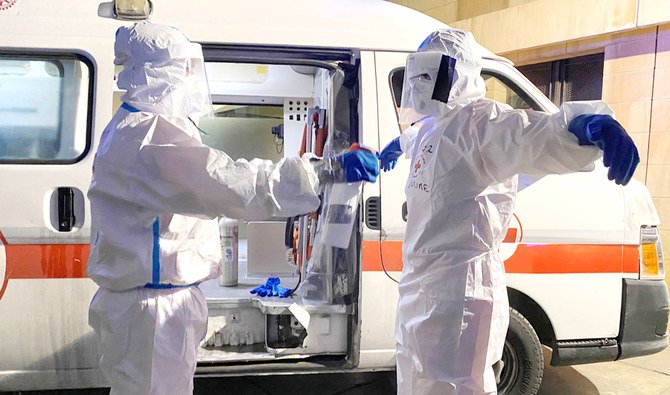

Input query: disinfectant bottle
[218,217,239,287]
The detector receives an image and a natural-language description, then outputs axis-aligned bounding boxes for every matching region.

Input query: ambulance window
[482,72,540,111]
[390,68,404,108]
[198,104,285,161]
[388,68,541,111]
[0,54,92,163]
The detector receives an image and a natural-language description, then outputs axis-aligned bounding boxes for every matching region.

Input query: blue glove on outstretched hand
[568,114,639,186]
[338,149,379,183]
[379,137,402,172]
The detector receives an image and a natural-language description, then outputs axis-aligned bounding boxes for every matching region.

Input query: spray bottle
[218,217,239,287]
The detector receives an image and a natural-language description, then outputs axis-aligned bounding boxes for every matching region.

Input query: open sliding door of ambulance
[193,45,363,372]
[350,51,412,369]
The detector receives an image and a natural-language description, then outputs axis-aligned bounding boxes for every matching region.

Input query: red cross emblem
[0,0,17,11]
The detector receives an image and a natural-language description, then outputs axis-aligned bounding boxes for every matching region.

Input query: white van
[0,0,667,393]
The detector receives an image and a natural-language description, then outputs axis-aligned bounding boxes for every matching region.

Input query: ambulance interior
[115,59,360,364]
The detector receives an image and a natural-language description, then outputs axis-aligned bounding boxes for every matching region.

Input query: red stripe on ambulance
[361,240,639,274]
[0,231,639,286]
[0,231,89,280]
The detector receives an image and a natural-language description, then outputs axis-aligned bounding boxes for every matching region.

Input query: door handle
[57,187,76,232]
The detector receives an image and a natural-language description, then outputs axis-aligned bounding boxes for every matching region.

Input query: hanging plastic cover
[296,68,360,306]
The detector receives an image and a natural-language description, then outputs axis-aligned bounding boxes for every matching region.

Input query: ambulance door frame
[199,44,364,369]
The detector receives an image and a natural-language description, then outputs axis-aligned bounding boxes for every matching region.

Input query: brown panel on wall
[424,3,458,23]
[456,0,492,20]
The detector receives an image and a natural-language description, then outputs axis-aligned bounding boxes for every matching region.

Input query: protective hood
[115,21,211,118]
[399,28,486,124]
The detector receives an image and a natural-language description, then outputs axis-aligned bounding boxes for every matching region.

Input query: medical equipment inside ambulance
[180,60,361,362]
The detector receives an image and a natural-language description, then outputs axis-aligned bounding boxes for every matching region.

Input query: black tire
[497,307,544,395]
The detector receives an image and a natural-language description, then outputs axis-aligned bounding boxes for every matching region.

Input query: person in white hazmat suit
[87,21,378,395]
[378,28,639,394]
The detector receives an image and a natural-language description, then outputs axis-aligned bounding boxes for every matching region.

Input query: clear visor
[181,44,214,123]
[167,41,205,63]
[398,51,444,125]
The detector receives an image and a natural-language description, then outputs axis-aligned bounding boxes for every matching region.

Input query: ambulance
[0,0,667,393]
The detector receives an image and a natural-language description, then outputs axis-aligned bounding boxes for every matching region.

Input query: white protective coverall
[394,29,611,394]
[87,22,321,394]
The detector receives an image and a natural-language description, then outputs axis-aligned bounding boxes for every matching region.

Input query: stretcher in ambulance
[0,0,667,393]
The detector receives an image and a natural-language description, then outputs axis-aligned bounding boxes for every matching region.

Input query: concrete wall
[391,0,670,288]
[390,0,670,53]
[390,0,539,24]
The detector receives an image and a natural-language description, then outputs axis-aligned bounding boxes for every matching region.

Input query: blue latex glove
[250,280,270,297]
[379,137,402,172]
[267,277,292,298]
[250,277,292,298]
[338,150,379,183]
[568,114,639,186]
[265,277,289,298]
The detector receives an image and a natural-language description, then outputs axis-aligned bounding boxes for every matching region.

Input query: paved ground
[4,346,670,394]
[538,346,670,394]
[197,347,670,394]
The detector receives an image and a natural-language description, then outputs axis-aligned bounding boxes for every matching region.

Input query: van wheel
[497,307,544,395]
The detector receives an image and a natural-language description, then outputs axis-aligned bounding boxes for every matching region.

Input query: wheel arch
[507,287,556,346]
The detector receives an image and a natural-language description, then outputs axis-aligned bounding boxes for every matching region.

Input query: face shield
[399,51,456,125]
[114,22,213,120]
[171,42,214,124]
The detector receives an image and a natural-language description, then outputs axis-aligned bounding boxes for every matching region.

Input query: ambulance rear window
[0,53,92,164]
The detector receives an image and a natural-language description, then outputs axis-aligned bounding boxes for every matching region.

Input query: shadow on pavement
[0,371,397,395]
[193,371,397,394]
[538,348,599,395]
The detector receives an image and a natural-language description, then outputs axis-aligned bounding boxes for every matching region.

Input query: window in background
[0,55,92,163]
[517,53,604,106]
